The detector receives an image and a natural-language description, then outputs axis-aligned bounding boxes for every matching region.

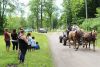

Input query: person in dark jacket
[67,25,72,37]
[11,29,18,50]
[18,30,28,63]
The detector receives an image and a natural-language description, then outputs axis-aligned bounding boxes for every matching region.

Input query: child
[31,37,36,50]
[31,37,40,50]
[34,42,40,50]
[27,33,32,51]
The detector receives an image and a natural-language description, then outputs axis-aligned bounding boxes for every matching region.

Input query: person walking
[18,30,28,63]
[4,28,11,52]
[11,29,18,51]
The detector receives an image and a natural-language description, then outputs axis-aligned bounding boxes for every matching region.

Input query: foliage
[81,18,100,32]
[0,33,53,67]
[29,0,57,30]
[97,33,100,47]
[0,0,8,32]
[58,13,67,29]
[60,0,100,29]
[95,7,100,17]
[62,0,85,27]
[0,0,27,33]
[5,16,27,31]
[29,0,40,30]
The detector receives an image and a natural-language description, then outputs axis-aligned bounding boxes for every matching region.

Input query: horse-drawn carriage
[59,25,97,51]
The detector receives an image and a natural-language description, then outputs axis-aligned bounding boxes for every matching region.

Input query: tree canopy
[1,0,100,32]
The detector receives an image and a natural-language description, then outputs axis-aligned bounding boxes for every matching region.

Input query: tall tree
[29,0,40,30]
[44,0,55,30]
[0,0,8,32]
[62,0,72,27]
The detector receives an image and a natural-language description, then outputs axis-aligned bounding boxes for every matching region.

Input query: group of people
[4,28,40,63]
[4,28,18,51]
[27,32,40,51]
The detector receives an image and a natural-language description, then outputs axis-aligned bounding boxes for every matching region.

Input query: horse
[82,30,97,51]
[69,30,83,50]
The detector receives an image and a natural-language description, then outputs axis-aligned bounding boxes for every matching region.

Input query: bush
[81,17,100,32]
[95,7,100,17]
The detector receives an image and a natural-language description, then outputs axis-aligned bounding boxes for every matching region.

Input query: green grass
[0,32,53,67]
[97,33,100,47]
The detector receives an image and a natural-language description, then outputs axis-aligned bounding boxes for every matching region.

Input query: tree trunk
[40,0,43,28]
[0,17,4,32]
[36,12,39,31]
[50,16,52,30]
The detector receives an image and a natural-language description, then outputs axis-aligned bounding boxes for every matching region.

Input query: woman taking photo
[18,30,28,63]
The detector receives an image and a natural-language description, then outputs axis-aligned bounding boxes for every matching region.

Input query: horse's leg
[60,37,63,43]
[83,42,86,48]
[76,41,80,51]
[86,42,88,48]
[83,43,85,48]
[83,39,85,48]
[77,40,80,50]
[83,41,85,48]
[93,41,95,51]
[73,40,76,49]
[69,39,71,48]
[63,37,67,46]
[89,42,91,50]
[74,40,78,51]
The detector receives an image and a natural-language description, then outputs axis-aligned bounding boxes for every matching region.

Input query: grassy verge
[0,32,53,67]
[97,33,100,47]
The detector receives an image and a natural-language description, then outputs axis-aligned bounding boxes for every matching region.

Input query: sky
[19,0,63,17]
[55,0,63,10]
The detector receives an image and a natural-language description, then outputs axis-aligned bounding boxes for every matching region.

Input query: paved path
[46,32,100,67]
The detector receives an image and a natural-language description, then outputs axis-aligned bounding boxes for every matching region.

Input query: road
[46,32,100,67]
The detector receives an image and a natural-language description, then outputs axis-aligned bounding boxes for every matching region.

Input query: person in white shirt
[72,24,80,31]
[31,37,36,48]
[31,37,40,50]
[27,33,32,51]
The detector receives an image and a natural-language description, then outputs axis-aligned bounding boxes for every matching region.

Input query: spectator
[18,30,28,63]
[18,27,23,36]
[31,39,40,50]
[11,29,18,51]
[34,42,40,50]
[27,33,32,51]
[31,37,36,50]
[4,28,10,52]
[18,27,24,59]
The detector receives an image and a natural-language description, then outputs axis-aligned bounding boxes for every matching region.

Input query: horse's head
[75,29,85,45]
[92,30,97,36]
[91,30,97,40]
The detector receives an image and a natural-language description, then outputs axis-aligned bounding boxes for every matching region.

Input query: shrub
[81,17,100,32]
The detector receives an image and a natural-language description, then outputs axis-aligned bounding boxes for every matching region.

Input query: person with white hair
[72,24,80,31]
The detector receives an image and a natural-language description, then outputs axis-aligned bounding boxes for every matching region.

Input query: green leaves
[29,0,57,30]
[95,7,100,17]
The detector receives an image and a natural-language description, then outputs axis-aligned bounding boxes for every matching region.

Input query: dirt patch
[6,64,18,67]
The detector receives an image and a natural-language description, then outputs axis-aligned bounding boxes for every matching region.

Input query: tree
[62,0,72,27]
[0,0,8,32]
[44,0,55,30]
[29,0,40,30]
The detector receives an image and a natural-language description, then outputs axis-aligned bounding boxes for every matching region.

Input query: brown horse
[82,30,97,51]
[68,30,83,51]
